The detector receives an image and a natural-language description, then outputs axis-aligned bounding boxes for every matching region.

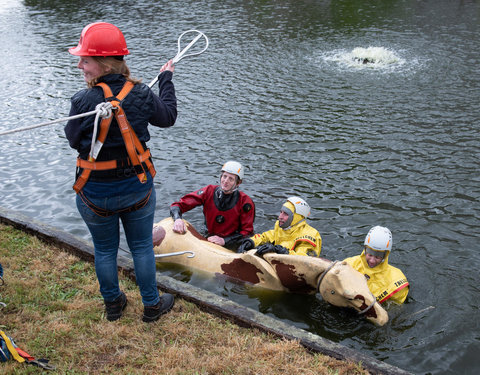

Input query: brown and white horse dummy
[153,218,388,326]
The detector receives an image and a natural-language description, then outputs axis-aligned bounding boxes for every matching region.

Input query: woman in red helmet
[65,22,177,323]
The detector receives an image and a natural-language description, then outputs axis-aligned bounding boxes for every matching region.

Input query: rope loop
[316,260,338,294]
[89,102,114,159]
[95,102,113,119]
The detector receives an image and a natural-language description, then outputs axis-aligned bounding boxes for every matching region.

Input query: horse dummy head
[260,254,388,326]
[316,260,389,326]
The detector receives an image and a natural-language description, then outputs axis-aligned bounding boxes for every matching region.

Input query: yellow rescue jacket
[251,214,322,257]
[344,250,409,304]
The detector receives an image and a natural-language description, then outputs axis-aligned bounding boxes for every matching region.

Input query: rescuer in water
[237,196,322,257]
[343,226,409,304]
[167,161,255,250]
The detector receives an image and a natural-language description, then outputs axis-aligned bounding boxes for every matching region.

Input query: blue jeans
[76,188,159,306]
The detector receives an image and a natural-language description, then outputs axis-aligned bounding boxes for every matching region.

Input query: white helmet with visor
[286,196,310,218]
[364,226,392,258]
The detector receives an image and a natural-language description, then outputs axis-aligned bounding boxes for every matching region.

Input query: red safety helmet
[69,22,129,57]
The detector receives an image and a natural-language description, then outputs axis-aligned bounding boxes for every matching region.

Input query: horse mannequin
[153,218,388,326]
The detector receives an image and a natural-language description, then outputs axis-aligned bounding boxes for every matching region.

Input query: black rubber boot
[142,294,175,323]
[104,291,127,321]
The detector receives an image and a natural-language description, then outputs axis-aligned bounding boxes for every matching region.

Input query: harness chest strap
[73,81,156,193]
[103,83,156,181]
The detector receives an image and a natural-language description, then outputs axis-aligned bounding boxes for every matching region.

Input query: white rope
[89,102,113,159]
[0,102,113,137]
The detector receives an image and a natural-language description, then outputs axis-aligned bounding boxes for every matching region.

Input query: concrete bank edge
[0,207,411,375]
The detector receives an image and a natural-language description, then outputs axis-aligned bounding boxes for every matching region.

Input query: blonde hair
[87,56,142,88]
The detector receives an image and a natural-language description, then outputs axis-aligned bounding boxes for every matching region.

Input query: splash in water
[350,46,400,65]
[324,46,405,70]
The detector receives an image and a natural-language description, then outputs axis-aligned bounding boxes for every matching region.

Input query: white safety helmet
[364,226,392,253]
[221,161,244,180]
[286,196,310,218]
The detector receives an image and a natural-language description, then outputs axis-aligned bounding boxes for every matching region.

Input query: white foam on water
[0,0,21,14]
[322,46,408,71]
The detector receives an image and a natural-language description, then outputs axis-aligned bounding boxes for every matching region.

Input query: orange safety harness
[73,81,156,193]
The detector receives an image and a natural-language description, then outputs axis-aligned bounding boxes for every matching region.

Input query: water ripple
[0,1,479,374]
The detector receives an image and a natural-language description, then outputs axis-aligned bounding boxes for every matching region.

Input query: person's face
[220,172,238,193]
[365,252,383,268]
[77,56,105,82]
[278,210,290,227]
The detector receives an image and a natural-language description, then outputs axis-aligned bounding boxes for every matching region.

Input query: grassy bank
[0,223,369,374]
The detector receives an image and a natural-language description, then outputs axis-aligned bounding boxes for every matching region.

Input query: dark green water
[0,1,479,373]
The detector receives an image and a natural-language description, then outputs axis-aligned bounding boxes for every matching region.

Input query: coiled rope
[0,102,113,137]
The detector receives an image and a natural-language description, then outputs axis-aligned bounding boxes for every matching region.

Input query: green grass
[0,223,369,374]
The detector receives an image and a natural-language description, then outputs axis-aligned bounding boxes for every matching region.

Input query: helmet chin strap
[281,217,305,231]
[222,185,238,194]
[216,182,239,198]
